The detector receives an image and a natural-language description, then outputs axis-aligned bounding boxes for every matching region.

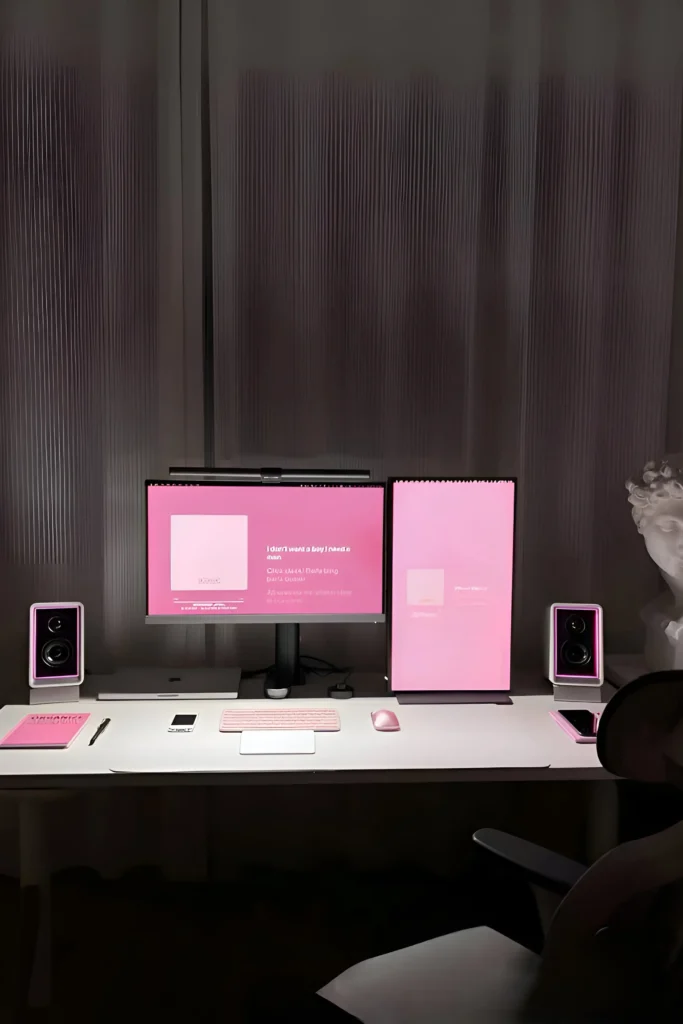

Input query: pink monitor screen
[146,482,385,621]
[390,479,516,692]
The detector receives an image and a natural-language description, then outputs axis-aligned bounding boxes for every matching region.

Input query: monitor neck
[265,623,305,697]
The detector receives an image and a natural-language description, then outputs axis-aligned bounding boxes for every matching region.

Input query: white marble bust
[627,456,683,669]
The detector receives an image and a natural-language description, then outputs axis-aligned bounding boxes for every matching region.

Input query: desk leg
[586,780,619,862]
[19,799,51,1010]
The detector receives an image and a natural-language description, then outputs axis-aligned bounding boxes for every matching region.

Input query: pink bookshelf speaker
[29,602,84,705]
[546,603,603,702]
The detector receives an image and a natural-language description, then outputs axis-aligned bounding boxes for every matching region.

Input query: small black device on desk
[550,709,599,743]
[168,713,197,733]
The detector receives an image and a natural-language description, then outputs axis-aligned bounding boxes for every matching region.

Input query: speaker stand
[395,691,512,705]
[29,685,81,706]
[552,681,605,703]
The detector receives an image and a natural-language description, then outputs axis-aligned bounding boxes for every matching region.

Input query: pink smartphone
[550,709,599,744]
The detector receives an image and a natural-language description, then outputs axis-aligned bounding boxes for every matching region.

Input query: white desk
[0,690,612,1010]
[0,693,609,787]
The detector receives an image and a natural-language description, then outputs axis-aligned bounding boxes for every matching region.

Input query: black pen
[89,718,110,746]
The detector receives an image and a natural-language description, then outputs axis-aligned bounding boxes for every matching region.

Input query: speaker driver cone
[41,638,73,668]
[561,640,591,668]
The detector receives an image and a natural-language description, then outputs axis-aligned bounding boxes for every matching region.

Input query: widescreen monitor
[389,478,516,694]
[146,481,386,624]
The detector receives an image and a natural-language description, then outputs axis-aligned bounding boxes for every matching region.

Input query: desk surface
[0,693,609,788]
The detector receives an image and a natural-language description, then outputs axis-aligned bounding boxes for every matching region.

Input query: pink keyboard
[220,708,341,733]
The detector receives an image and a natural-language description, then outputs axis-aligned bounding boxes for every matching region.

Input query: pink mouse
[371,709,400,732]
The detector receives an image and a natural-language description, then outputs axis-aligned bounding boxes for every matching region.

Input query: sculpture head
[627,458,683,582]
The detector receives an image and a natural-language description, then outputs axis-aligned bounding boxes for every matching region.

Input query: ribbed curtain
[1,0,683,695]
[208,0,683,670]
[0,0,203,702]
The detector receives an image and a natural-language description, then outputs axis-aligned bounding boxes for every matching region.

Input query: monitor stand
[265,623,305,698]
[396,691,513,705]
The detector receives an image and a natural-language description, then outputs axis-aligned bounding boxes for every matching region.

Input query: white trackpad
[239,730,315,755]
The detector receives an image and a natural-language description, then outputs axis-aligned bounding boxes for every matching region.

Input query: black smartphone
[551,709,599,743]
[168,713,197,733]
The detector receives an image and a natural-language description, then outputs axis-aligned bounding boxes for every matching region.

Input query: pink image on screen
[406,569,445,607]
[170,515,248,591]
[147,484,385,618]
[390,480,515,692]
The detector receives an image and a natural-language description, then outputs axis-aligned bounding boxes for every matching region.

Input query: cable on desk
[243,655,355,696]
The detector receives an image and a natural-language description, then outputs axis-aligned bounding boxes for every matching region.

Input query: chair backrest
[529,828,683,1019]
[525,673,683,1020]
[546,818,683,956]
[597,670,683,784]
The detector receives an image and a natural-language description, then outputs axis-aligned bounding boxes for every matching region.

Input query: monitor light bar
[167,467,371,484]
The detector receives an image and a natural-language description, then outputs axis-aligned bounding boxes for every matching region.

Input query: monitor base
[263,684,290,699]
[264,664,305,699]
[395,691,513,705]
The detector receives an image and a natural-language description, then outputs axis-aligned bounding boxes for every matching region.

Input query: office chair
[317,672,683,1023]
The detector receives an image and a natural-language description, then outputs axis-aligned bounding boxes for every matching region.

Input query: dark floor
[0,855,540,1023]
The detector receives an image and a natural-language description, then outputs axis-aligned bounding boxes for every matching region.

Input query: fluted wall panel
[0,1,200,699]
[1,0,682,692]
[209,0,683,669]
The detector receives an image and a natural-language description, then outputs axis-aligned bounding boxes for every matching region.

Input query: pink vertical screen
[390,480,516,692]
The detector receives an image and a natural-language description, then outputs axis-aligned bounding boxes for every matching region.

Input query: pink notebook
[0,713,90,749]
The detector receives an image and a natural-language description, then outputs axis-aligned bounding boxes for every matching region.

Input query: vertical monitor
[389,478,516,692]
[146,481,386,623]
